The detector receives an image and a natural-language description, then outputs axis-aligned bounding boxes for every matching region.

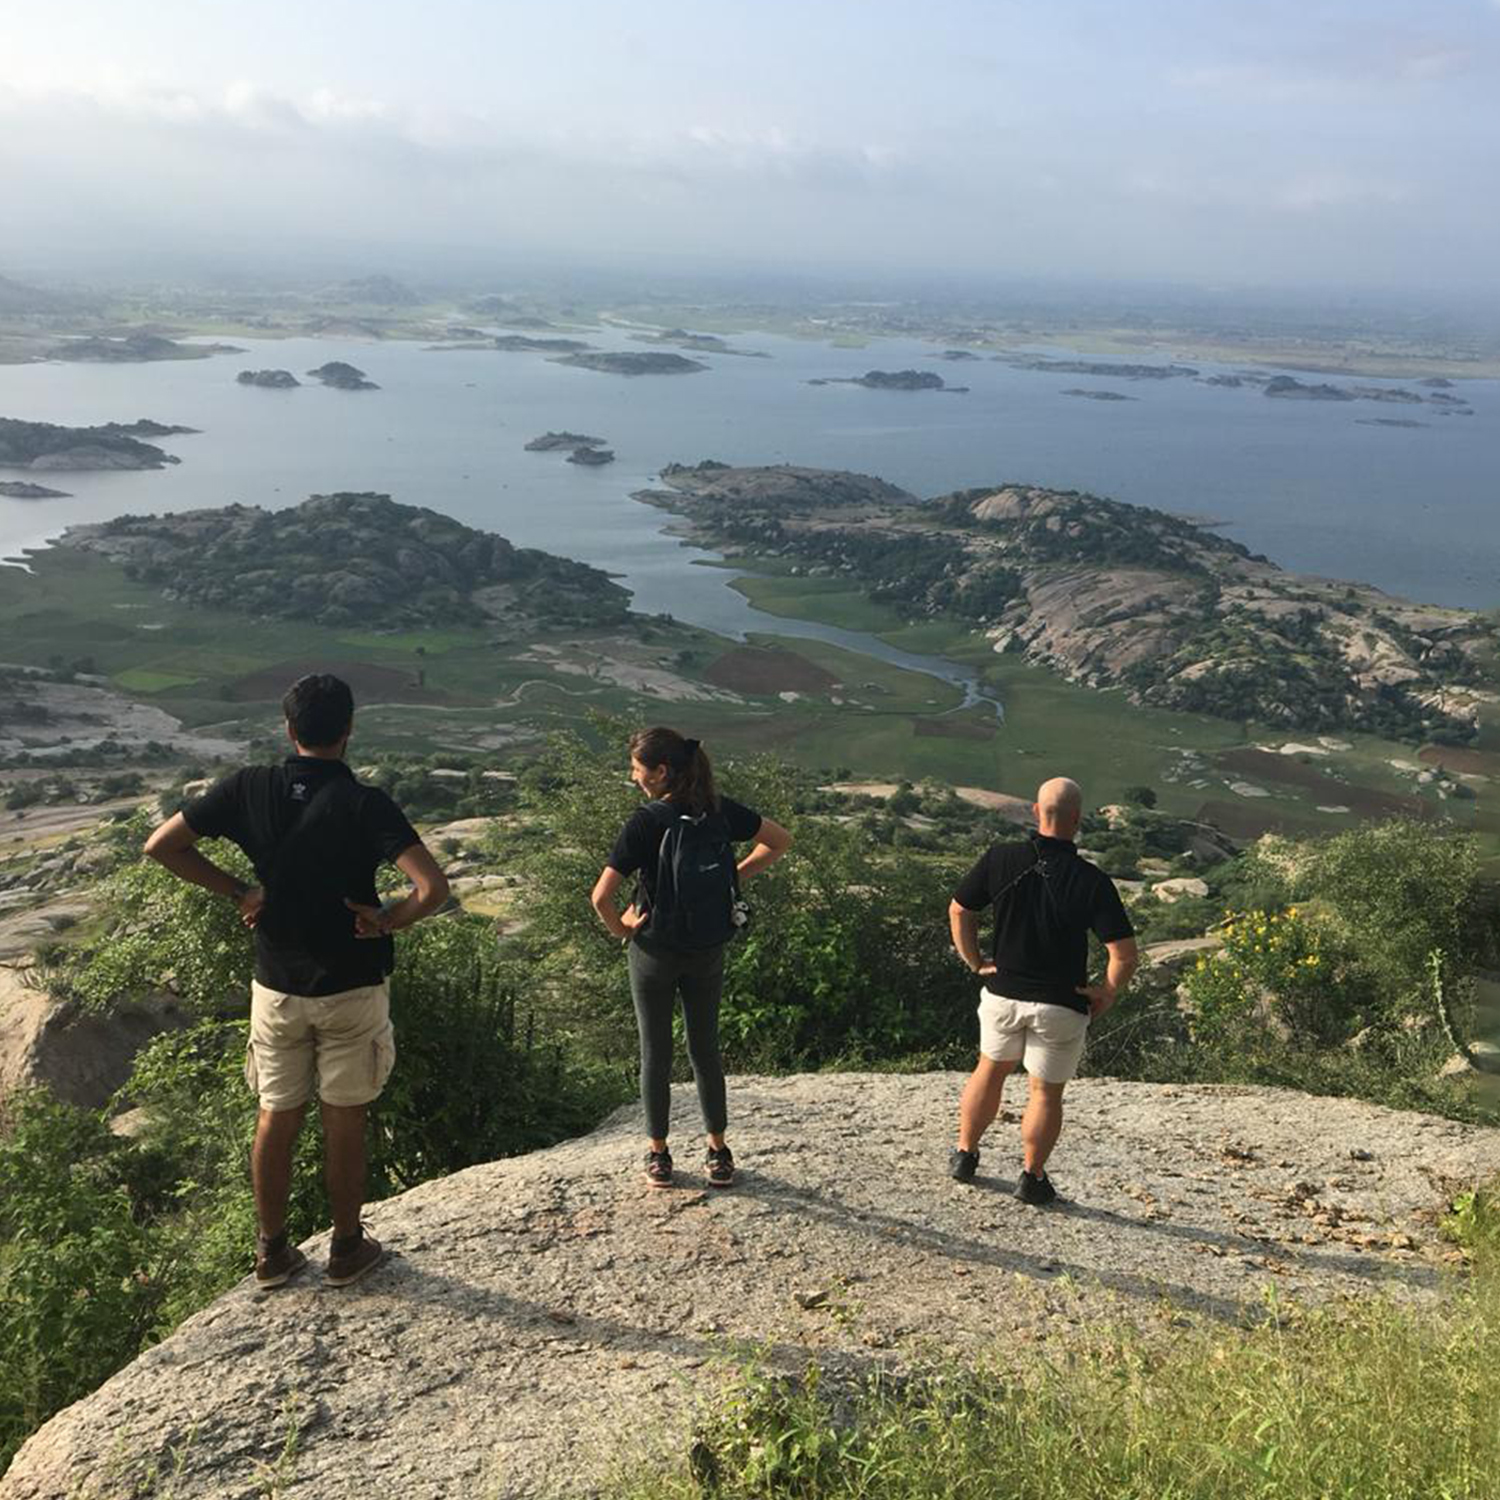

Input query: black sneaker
[1015,1169,1057,1206]
[705,1145,735,1188]
[949,1148,979,1184]
[644,1149,674,1189]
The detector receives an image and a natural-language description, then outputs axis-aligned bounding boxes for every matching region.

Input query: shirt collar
[1032,832,1076,852]
[284,755,353,779]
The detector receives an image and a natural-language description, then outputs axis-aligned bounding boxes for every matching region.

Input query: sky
[2,0,1498,293]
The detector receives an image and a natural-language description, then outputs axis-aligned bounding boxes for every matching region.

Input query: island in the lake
[237,369,301,389]
[0,417,188,471]
[525,431,608,452]
[628,328,769,358]
[0,480,71,499]
[492,335,593,353]
[551,351,708,376]
[566,447,615,466]
[62,492,630,629]
[307,361,379,390]
[44,333,242,363]
[1062,388,1135,402]
[638,461,1496,745]
[808,369,965,392]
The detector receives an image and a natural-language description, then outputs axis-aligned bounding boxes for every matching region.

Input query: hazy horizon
[4,0,1499,299]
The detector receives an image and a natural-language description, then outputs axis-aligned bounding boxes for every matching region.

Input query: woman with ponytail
[591,727,791,1188]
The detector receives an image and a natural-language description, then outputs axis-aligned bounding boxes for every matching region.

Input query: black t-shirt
[608,796,763,918]
[184,756,421,996]
[953,833,1134,1014]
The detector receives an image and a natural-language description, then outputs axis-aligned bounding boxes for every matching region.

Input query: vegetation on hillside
[71,493,631,628]
[2,740,1497,1472]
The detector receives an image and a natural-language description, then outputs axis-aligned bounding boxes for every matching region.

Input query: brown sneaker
[326,1227,384,1287]
[705,1145,735,1188]
[644,1148,674,1188]
[255,1231,308,1290]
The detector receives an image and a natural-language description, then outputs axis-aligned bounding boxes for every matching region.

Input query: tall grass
[614,1223,1500,1500]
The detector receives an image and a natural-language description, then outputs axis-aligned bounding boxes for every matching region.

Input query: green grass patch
[748,634,963,716]
[616,1268,1500,1499]
[731,572,909,634]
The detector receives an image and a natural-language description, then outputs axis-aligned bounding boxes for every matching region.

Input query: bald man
[947,778,1137,1203]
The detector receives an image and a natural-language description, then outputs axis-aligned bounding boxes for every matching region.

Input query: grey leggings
[628,937,728,1141]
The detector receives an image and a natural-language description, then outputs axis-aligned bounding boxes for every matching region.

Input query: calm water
[1,330,1495,629]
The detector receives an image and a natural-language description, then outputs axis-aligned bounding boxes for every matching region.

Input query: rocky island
[1063,388,1135,401]
[552,351,708,376]
[236,368,300,388]
[492,335,593,353]
[638,462,1497,743]
[524,431,607,452]
[566,446,614,466]
[306,361,379,390]
[0,418,185,471]
[44,333,241,362]
[0,480,70,499]
[810,369,965,392]
[60,492,630,629]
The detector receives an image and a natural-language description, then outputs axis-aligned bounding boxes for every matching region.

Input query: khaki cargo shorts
[977,989,1089,1083]
[246,980,396,1112]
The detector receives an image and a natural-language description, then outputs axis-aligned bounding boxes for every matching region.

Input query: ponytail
[629,726,718,816]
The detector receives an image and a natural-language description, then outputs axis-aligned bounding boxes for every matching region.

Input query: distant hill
[0,417,182,471]
[0,274,92,316]
[61,493,631,629]
[641,464,1498,743]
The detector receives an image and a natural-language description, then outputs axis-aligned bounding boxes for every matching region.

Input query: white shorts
[977,989,1089,1083]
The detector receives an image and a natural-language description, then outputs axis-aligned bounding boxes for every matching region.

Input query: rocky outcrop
[61,493,630,629]
[0,963,192,1110]
[553,352,707,376]
[44,334,242,363]
[0,418,181,471]
[306,362,379,391]
[236,369,300,389]
[640,465,1498,742]
[566,446,614,466]
[524,431,606,452]
[0,481,69,499]
[4,1073,1495,1499]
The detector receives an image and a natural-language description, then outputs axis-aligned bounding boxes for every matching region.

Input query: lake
[1,329,1495,634]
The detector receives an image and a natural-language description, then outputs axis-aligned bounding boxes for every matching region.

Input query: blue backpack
[645,805,740,950]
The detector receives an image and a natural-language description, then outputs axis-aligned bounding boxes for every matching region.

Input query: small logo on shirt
[290,782,309,802]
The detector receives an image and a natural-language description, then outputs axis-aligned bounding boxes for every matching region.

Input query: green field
[1,546,1489,854]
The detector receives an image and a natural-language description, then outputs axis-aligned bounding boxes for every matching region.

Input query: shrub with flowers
[1182,906,1348,1045]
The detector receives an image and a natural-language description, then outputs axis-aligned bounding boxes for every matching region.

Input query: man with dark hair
[947,777,1137,1204]
[144,673,449,1288]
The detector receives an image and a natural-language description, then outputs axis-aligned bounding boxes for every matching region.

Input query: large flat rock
[5,1075,1496,1498]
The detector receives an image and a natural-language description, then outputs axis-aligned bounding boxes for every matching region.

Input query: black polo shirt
[184,756,421,996]
[953,833,1134,1014]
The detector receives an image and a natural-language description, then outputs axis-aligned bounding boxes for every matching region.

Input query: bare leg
[321,1101,368,1239]
[252,1104,307,1238]
[957,1055,1017,1152]
[1021,1076,1066,1174]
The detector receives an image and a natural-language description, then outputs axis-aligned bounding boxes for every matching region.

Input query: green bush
[0,1093,162,1472]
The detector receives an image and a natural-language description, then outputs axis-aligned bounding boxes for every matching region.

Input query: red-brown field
[703,646,837,696]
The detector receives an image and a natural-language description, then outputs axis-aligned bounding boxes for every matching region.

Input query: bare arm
[1077,936,1139,1019]
[590,865,645,941]
[143,812,263,927]
[948,899,996,976]
[736,816,792,882]
[346,841,450,937]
